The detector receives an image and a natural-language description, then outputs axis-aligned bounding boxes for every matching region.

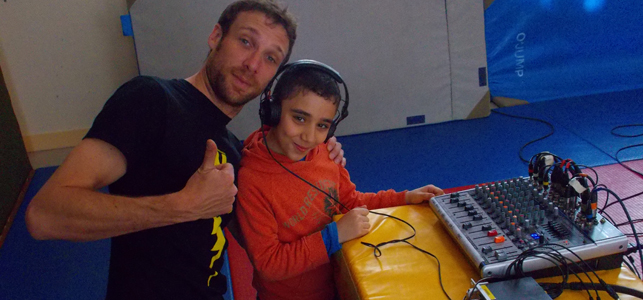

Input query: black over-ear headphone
[259,59,349,142]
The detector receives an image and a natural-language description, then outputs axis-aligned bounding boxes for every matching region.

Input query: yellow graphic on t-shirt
[215,149,227,165]
[206,148,228,286]
[207,216,226,286]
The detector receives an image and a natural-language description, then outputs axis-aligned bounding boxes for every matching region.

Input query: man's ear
[208,24,224,50]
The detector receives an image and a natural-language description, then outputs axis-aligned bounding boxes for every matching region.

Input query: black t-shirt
[85,76,242,300]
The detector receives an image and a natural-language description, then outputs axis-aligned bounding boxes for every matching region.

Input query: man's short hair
[218,0,297,64]
[273,67,341,107]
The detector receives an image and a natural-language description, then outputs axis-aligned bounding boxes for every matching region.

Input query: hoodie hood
[241,126,324,174]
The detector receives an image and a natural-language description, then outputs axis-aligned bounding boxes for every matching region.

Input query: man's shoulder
[122,75,175,90]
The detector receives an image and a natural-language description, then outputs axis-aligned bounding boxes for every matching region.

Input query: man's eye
[318,123,329,129]
[267,55,276,63]
[295,116,305,122]
[240,38,250,46]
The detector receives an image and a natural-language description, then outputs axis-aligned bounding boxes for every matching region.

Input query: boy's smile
[266,90,338,161]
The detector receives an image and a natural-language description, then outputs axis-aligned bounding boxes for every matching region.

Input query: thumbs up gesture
[176,140,238,221]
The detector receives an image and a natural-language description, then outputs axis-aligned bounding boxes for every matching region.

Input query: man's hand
[177,140,237,221]
[405,184,445,204]
[336,206,370,243]
[327,136,346,167]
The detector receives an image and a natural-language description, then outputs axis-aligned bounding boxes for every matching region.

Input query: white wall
[0,0,487,168]
[0,0,139,155]
[131,0,487,141]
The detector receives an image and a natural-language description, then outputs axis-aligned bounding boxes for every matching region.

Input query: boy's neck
[264,130,287,158]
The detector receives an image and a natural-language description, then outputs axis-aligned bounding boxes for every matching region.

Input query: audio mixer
[430,176,629,278]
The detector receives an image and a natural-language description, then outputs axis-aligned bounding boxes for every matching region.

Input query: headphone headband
[259,59,349,142]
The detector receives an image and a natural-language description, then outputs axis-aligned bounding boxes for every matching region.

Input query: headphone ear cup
[260,96,281,127]
[325,122,337,143]
[268,97,281,126]
[259,95,271,126]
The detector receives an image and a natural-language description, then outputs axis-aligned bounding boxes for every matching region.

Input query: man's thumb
[199,139,218,172]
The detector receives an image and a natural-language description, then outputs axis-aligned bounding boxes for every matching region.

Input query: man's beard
[206,41,263,108]
[208,67,259,108]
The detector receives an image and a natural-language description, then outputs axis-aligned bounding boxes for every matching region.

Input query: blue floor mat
[339,105,615,193]
[0,167,233,300]
[527,89,643,163]
[0,167,110,300]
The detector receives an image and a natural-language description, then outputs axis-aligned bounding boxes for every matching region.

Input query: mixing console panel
[430,176,628,277]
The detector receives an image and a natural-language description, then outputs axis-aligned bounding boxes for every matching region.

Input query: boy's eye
[294,116,305,123]
[318,123,330,129]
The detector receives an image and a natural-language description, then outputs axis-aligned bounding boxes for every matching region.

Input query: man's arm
[25,138,236,242]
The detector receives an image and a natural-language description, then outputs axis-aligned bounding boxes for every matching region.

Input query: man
[25,1,345,299]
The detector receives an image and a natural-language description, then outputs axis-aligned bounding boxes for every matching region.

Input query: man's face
[206,11,290,107]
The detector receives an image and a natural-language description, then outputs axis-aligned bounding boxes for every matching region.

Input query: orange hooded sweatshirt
[235,127,407,300]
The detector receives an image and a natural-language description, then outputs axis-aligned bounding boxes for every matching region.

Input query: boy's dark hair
[218,0,297,64]
[273,66,341,108]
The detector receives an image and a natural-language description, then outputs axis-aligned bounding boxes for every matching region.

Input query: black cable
[543,281,643,300]
[508,251,569,299]
[614,144,643,178]
[611,124,643,138]
[594,187,643,274]
[623,254,642,280]
[600,210,618,227]
[259,126,453,300]
[511,245,601,299]
[601,190,643,211]
[577,164,599,186]
[491,109,555,164]
[614,218,643,228]
[611,124,643,179]
[538,244,608,299]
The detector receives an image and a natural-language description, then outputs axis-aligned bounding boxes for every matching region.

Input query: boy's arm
[405,184,445,204]
[337,166,407,211]
[235,183,330,282]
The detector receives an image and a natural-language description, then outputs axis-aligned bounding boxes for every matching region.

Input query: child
[235,61,444,300]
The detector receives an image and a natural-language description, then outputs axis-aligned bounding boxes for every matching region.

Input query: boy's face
[266,90,338,161]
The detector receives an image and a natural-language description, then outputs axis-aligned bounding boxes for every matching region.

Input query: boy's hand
[327,136,346,167]
[336,206,370,243]
[405,184,444,204]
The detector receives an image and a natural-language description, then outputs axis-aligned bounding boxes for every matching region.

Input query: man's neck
[185,68,243,119]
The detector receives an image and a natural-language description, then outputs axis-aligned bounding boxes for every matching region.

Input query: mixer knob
[482,246,493,254]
